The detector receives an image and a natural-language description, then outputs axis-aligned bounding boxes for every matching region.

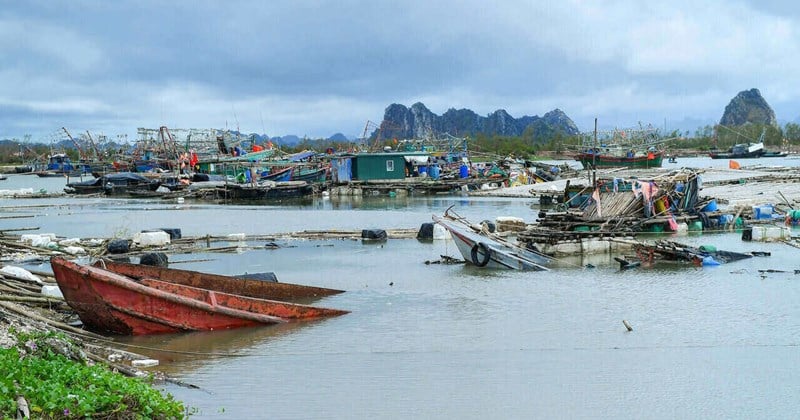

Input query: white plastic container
[62,246,86,255]
[41,285,64,299]
[20,234,41,244]
[21,234,54,247]
[133,231,171,246]
[227,233,246,241]
[751,226,789,242]
[432,224,451,240]
[58,238,81,246]
[675,222,689,235]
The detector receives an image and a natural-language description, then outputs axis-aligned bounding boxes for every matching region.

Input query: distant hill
[719,88,777,127]
[376,102,580,141]
[327,133,349,141]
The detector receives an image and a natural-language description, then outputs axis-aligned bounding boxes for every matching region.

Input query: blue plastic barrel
[418,165,427,175]
[459,164,469,178]
[429,165,440,180]
[703,200,717,212]
[753,205,773,220]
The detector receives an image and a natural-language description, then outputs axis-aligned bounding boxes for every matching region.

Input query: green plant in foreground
[1,330,189,419]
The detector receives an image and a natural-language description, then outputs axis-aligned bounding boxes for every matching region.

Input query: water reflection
[114,321,313,374]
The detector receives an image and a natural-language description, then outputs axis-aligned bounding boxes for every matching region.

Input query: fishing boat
[708,142,765,159]
[710,127,787,159]
[291,166,329,183]
[34,153,92,177]
[50,256,349,335]
[433,210,551,270]
[575,149,664,169]
[574,125,668,169]
[216,180,314,200]
[64,172,162,195]
[261,166,294,181]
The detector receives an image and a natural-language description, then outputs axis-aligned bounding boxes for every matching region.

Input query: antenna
[260,111,266,136]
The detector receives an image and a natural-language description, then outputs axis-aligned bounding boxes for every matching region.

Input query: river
[2,159,800,419]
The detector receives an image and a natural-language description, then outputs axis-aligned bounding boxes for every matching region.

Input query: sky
[2,0,800,143]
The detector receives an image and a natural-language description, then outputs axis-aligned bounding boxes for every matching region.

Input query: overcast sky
[2,0,799,142]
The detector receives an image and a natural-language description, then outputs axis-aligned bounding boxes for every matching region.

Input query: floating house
[331,152,431,182]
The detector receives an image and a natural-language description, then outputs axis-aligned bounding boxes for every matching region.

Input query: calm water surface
[2,161,800,419]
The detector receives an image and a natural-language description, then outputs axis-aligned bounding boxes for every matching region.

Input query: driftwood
[0,301,103,339]
[0,295,65,305]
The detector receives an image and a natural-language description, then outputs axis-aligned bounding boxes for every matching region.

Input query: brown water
[3,170,800,418]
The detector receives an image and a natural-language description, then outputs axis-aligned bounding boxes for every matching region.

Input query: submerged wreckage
[441,166,797,269]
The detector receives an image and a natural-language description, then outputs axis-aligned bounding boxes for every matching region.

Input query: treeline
[681,123,798,150]
[5,122,800,164]
[0,142,52,164]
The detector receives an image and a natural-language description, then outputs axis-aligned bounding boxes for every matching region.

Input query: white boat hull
[434,216,550,271]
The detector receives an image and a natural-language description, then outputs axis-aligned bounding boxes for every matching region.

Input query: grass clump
[0,329,189,419]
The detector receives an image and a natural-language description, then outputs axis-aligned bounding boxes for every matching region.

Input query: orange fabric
[729,160,740,169]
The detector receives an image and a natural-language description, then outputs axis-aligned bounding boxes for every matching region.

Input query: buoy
[623,320,633,332]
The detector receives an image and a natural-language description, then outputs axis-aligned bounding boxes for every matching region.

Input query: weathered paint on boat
[96,259,345,302]
[51,257,348,335]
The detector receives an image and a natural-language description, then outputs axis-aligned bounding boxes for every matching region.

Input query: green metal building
[351,152,429,181]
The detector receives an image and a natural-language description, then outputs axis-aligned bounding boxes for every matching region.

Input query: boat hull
[222,182,314,200]
[96,259,345,302]
[51,257,348,335]
[434,216,550,271]
[710,151,787,159]
[575,152,664,169]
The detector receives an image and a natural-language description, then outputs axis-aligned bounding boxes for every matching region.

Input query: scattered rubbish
[131,359,160,368]
[106,239,130,254]
[614,257,640,270]
[139,252,168,267]
[133,231,171,247]
[41,285,64,299]
[632,240,753,266]
[362,229,387,241]
[744,226,790,242]
[0,266,42,284]
[623,320,633,332]
[417,223,435,240]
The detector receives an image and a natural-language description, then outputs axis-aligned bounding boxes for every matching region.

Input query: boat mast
[592,118,597,186]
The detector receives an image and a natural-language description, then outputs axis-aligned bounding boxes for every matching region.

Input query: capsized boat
[433,210,551,270]
[50,256,348,335]
[631,240,755,266]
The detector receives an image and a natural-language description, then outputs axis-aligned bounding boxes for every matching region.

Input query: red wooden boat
[50,256,349,335]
